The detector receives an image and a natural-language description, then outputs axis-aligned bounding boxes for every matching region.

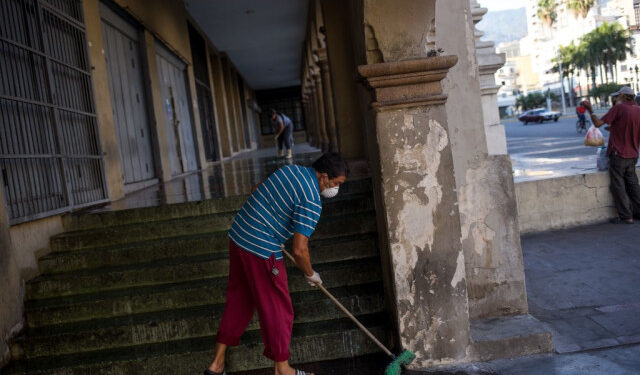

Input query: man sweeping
[271,109,295,159]
[205,152,348,375]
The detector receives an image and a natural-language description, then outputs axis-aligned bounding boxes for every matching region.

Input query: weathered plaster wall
[357,0,474,366]
[0,211,63,368]
[0,221,21,368]
[375,106,471,366]
[9,217,64,280]
[438,0,528,319]
[515,170,640,234]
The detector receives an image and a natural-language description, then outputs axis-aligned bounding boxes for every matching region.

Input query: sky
[480,0,527,12]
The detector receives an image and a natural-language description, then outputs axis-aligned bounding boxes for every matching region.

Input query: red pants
[216,240,294,362]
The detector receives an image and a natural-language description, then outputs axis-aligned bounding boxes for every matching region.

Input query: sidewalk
[239,223,640,374]
[460,222,640,374]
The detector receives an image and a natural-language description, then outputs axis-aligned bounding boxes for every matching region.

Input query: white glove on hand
[305,271,322,286]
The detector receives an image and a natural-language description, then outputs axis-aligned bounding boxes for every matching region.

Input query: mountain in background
[477,7,528,45]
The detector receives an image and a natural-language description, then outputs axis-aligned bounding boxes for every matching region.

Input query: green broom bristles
[384,349,416,375]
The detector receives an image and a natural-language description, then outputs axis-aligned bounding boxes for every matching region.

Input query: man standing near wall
[205,153,348,375]
[585,86,640,224]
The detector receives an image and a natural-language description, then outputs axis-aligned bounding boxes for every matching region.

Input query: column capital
[313,47,328,66]
[358,55,458,111]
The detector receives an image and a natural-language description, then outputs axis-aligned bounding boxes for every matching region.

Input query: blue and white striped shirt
[229,165,322,260]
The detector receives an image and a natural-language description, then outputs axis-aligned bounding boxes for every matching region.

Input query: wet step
[39,231,377,274]
[28,237,379,300]
[63,178,373,232]
[50,196,375,252]
[6,314,388,374]
[25,257,383,327]
[12,284,384,359]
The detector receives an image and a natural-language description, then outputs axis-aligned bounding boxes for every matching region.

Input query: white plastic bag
[596,146,609,171]
[584,126,605,147]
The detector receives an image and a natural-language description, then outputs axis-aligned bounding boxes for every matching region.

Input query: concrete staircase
[5,178,390,374]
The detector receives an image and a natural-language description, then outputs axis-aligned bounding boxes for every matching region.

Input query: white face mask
[320,186,339,199]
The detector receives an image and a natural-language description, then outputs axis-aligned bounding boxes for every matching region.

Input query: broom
[282,248,416,375]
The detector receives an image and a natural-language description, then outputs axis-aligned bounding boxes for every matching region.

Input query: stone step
[28,236,379,300]
[62,178,373,232]
[39,231,377,274]
[12,284,384,359]
[50,196,375,252]
[25,257,383,328]
[6,314,388,374]
[470,314,553,362]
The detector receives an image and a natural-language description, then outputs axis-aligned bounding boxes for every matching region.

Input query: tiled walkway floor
[90,144,323,212]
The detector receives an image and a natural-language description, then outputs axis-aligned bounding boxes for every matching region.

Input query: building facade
[1,0,552,372]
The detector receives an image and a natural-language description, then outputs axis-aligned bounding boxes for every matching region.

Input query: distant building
[519,0,640,101]
[495,41,540,116]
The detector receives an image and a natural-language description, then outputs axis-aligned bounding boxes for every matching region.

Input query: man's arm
[584,102,607,128]
[274,120,285,138]
[590,112,606,128]
[291,232,314,277]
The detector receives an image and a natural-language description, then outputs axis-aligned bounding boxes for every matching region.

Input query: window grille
[0,0,108,224]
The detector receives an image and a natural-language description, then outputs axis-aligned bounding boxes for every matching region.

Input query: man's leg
[240,253,307,375]
[278,134,285,157]
[609,155,633,220]
[622,157,640,218]
[283,126,293,159]
[208,241,256,373]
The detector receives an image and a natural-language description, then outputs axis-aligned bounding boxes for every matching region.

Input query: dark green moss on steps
[50,195,375,252]
[7,184,388,374]
[6,315,387,374]
[28,237,379,300]
[13,285,384,359]
[25,258,383,327]
[39,231,377,274]
[61,178,372,232]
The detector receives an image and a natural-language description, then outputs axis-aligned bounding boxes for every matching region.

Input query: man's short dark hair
[312,152,349,179]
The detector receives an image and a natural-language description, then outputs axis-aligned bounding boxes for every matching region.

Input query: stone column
[301,95,313,146]
[359,56,472,368]
[471,0,507,155]
[312,69,329,152]
[315,48,339,152]
[438,0,528,320]
[306,81,319,149]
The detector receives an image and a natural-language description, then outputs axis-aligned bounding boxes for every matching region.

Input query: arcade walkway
[86,144,351,212]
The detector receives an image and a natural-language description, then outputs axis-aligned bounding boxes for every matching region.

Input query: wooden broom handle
[281,248,394,358]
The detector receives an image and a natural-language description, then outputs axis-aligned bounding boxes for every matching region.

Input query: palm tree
[566,0,595,19]
[592,22,632,83]
[537,0,558,28]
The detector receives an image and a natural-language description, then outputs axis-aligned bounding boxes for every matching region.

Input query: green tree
[570,22,632,100]
[589,83,623,105]
[550,42,579,105]
[516,92,547,110]
[537,0,558,27]
[566,0,595,18]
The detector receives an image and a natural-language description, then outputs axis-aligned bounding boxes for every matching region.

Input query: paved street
[505,114,614,182]
[444,222,640,375]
